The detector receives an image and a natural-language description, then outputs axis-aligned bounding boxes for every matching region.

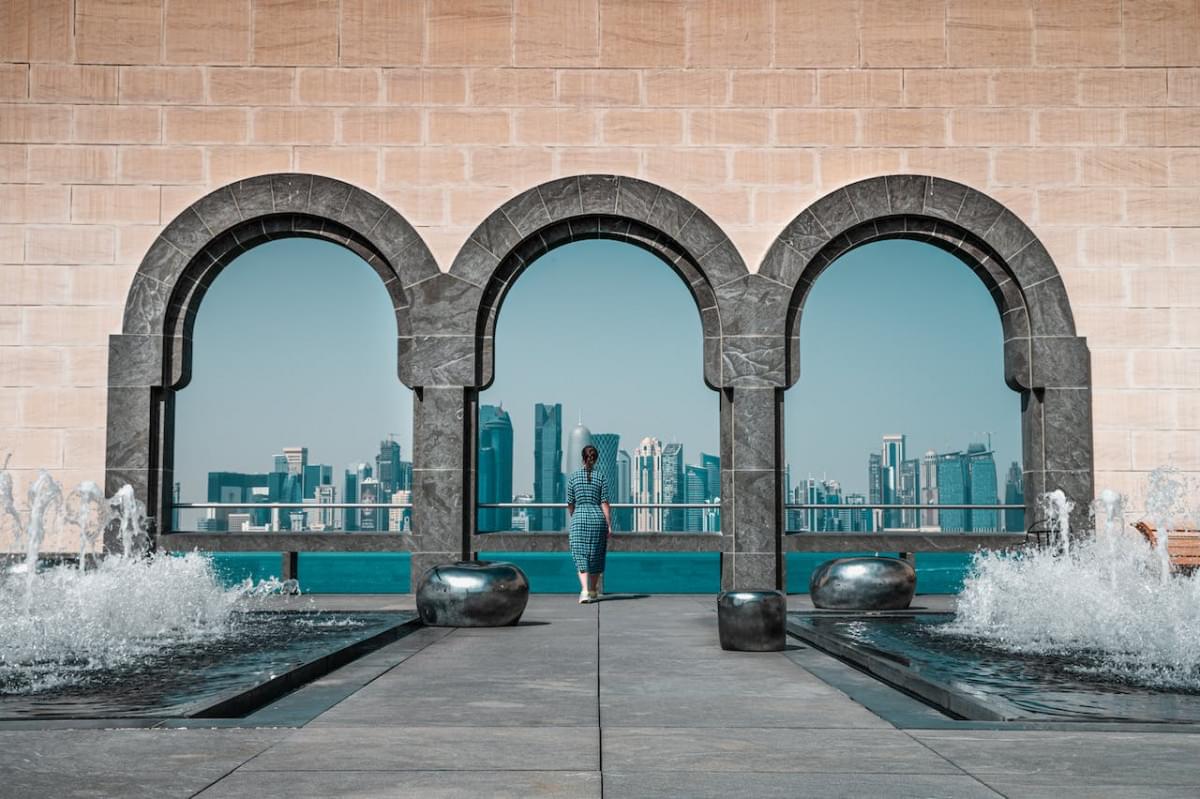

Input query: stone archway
[105,173,438,549]
[410,175,787,590]
[761,175,1094,531]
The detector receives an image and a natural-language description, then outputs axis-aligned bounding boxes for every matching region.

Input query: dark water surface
[793,613,1200,723]
[0,611,411,719]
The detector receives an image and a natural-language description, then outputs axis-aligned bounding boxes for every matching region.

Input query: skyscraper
[632,437,663,532]
[1005,461,1025,532]
[207,471,269,531]
[478,404,514,532]
[684,464,707,532]
[281,447,307,476]
[700,452,720,501]
[343,467,359,531]
[936,452,970,532]
[376,439,402,495]
[967,444,999,532]
[881,434,906,528]
[358,477,380,532]
[532,403,564,530]
[591,432,621,525]
[868,453,883,531]
[615,448,632,532]
[920,449,940,529]
[312,484,336,530]
[899,458,920,529]
[661,442,685,532]
[565,417,593,476]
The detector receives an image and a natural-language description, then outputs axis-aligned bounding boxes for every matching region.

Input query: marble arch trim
[760,175,1094,532]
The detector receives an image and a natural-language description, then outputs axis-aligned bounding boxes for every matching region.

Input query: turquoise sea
[208,552,976,595]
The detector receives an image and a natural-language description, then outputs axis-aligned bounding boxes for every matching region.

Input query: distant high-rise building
[281,447,307,476]
[920,449,940,529]
[343,467,359,531]
[511,494,533,532]
[821,479,843,531]
[227,512,252,532]
[801,478,824,531]
[565,417,594,476]
[615,448,632,532]
[389,490,412,532]
[592,433,621,527]
[936,452,970,532]
[359,478,380,532]
[632,437,664,532]
[207,471,270,531]
[700,453,720,501]
[881,434,906,528]
[845,493,872,532]
[868,453,883,531]
[377,439,403,495]
[312,484,336,530]
[1005,461,1025,532]
[532,403,564,530]
[478,404,514,532]
[684,464,706,532]
[273,455,288,474]
[302,463,331,499]
[661,442,685,532]
[967,444,999,532]
[899,459,920,529]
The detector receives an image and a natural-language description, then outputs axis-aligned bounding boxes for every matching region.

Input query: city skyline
[176,238,1020,508]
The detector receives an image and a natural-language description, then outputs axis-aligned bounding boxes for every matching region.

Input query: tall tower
[867,452,883,532]
[881,434,906,528]
[565,415,594,476]
[632,437,663,532]
[967,443,998,532]
[615,448,632,532]
[661,442,684,531]
[920,449,940,529]
[898,459,920,529]
[376,438,402,495]
[936,452,969,532]
[591,432,620,497]
[684,465,706,532]
[532,403,564,530]
[478,404,514,532]
[1004,461,1025,532]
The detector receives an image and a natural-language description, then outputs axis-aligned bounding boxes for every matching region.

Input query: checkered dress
[567,467,610,574]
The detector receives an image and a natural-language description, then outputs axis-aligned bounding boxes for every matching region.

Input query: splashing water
[948,471,1200,688]
[0,464,296,694]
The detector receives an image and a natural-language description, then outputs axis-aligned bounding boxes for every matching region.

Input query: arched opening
[475,238,721,593]
[783,239,1022,592]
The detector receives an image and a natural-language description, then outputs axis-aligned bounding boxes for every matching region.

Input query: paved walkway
[3,595,1200,798]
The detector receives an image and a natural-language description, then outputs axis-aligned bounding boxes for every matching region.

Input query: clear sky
[174,236,1020,501]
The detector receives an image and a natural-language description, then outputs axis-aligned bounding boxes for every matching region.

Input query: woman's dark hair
[582,445,599,483]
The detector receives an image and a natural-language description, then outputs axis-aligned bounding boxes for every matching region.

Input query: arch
[106,173,437,534]
[440,175,751,390]
[762,174,1094,527]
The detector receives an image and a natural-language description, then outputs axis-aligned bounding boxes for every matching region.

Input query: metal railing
[174,501,413,533]
[783,501,1025,535]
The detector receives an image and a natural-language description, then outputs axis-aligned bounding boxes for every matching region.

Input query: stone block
[721,551,781,592]
[428,110,510,145]
[339,108,421,146]
[1037,109,1123,145]
[717,275,789,338]
[1127,108,1200,147]
[947,0,1033,66]
[74,107,160,144]
[412,386,468,470]
[427,0,512,66]
[722,336,786,388]
[468,68,556,106]
[599,0,685,67]
[164,108,249,145]
[30,65,117,103]
[1026,275,1078,338]
[514,0,597,66]
[992,68,1079,105]
[686,0,771,67]
[559,69,640,106]
[1038,188,1123,225]
[950,109,1032,146]
[468,147,554,188]
[1034,0,1121,66]
[645,69,728,106]
[382,148,466,187]
[298,68,382,104]
[252,109,336,145]
[1032,336,1092,389]
[253,0,338,65]
[295,147,379,188]
[775,0,860,67]
[119,67,205,104]
[164,0,250,64]
[0,106,69,143]
[730,70,815,106]
[385,68,467,104]
[0,65,27,100]
[602,110,683,146]
[26,226,114,265]
[817,149,902,189]
[1080,68,1168,105]
[861,109,946,146]
[409,335,477,387]
[119,146,204,185]
[732,149,815,185]
[0,185,69,223]
[689,110,771,146]
[860,0,946,67]
[339,0,423,66]
[775,109,858,145]
[0,0,72,63]
[818,69,902,107]
[71,185,160,225]
[513,109,598,145]
[76,0,162,64]
[993,148,1078,186]
[209,67,295,105]
[904,68,990,106]
[1123,0,1200,66]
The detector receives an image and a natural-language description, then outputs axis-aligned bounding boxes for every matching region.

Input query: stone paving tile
[0,728,286,774]
[599,691,890,728]
[602,727,962,773]
[242,725,600,772]
[1,768,237,799]
[912,730,1200,787]
[196,769,603,798]
[602,771,1004,799]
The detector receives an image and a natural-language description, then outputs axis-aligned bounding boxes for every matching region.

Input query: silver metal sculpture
[809,557,916,610]
[716,590,786,651]
[415,560,530,627]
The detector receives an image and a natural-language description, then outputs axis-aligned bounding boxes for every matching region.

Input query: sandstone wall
[2,0,1199,515]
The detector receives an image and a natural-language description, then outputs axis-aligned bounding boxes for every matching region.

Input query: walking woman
[566,444,612,603]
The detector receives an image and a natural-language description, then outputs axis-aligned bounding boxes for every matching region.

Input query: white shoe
[579,591,591,604]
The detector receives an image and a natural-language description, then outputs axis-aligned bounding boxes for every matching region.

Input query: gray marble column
[411,385,473,582]
[720,386,785,591]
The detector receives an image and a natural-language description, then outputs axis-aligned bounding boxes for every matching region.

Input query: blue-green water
[208,552,974,595]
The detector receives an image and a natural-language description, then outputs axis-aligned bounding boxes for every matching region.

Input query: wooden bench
[1132,522,1200,569]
